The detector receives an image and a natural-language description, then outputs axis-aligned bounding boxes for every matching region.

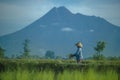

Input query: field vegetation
[0,59,120,80]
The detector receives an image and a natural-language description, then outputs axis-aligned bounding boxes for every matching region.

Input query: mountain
[0,6,120,58]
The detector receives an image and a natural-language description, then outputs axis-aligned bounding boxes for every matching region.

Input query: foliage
[57,69,118,80]
[22,39,30,58]
[56,56,62,59]
[0,67,118,80]
[0,59,119,80]
[0,69,54,80]
[94,41,106,60]
[107,56,120,60]
[69,53,75,59]
[45,50,55,59]
[0,59,120,72]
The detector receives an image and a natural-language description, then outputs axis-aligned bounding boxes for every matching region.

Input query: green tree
[22,39,30,58]
[0,46,5,58]
[45,50,55,59]
[94,41,106,60]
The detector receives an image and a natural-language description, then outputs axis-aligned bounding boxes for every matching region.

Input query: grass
[0,68,118,80]
[0,59,119,80]
[57,69,118,80]
[0,69,54,80]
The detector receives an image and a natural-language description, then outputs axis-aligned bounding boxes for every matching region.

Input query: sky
[0,0,120,36]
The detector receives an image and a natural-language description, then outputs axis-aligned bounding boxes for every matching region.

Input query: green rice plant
[56,68,118,80]
[0,66,118,80]
[0,69,54,80]
[102,69,118,80]
[84,68,98,80]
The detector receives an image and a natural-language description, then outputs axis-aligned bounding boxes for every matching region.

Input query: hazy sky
[0,0,120,36]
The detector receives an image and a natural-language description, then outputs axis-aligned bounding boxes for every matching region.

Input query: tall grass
[0,67,54,80]
[0,68,118,80]
[57,69,118,80]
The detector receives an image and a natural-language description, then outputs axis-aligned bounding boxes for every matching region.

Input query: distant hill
[0,6,120,57]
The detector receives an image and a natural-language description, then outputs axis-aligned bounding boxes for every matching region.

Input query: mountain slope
[0,6,120,57]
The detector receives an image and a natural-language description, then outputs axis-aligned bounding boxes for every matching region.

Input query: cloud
[61,27,74,32]
[89,29,94,32]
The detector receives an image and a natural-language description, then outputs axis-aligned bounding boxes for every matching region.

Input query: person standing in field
[69,42,83,63]
[74,42,83,63]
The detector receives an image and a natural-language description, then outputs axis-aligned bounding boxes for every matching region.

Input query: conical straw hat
[76,42,83,48]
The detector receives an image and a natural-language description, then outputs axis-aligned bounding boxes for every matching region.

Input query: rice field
[0,68,118,80]
[0,59,120,80]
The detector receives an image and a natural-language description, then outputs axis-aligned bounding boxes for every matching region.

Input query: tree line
[0,39,55,59]
[0,40,120,60]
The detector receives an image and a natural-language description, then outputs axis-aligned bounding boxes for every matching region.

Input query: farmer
[69,42,83,63]
[74,42,83,63]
